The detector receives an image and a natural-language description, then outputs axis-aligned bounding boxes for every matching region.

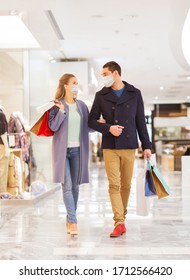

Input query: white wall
[0,51,24,120]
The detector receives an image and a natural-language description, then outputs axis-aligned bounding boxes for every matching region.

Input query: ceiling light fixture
[182,9,190,65]
[91,15,104,18]
[127,15,137,19]
[0,15,40,48]
[45,10,64,40]
[48,56,54,60]
[50,59,56,63]
[10,10,18,16]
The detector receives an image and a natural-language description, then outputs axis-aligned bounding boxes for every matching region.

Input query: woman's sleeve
[48,106,66,132]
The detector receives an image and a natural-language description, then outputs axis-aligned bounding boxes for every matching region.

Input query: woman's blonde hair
[55,73,75,100]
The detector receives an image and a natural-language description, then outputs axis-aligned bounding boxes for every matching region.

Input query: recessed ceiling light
[167,91,180,94]
[10,10,18,16]
[164,95,176,98]
[178,74,190,78]
[91,15,104,18]
[101,47,111,50]
[171,86,184,89]
[50,59,56,63]
[48,56,54,60]
[159,86,164,90]
[127,15,137,19]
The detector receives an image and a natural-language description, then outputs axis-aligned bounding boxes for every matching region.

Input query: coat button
[126,105,129,108]
[112,106,115,110]
[126,120,128,123]
[126,134,129,138]
[115,120,118,123]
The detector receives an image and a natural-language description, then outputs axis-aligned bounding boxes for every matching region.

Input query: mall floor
[0,158,190,260]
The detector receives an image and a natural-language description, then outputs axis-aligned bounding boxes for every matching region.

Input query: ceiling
[1,0,190,107]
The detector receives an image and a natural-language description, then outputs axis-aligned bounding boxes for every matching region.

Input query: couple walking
[48,61,151,237]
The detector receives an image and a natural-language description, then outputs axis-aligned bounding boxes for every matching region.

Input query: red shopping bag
[30,110,54,137]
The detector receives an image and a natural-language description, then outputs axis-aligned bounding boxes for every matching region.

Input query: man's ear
[113,70,118,76]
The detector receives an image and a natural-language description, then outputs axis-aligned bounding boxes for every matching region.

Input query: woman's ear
[64,84,68,91]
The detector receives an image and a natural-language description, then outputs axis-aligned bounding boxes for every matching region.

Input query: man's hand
[109,125,124,136]
[143,149,152,159]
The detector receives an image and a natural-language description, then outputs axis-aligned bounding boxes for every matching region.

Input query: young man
[88,61,151,237]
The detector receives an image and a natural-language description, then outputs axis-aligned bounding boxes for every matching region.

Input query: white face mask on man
[102,75,115,87]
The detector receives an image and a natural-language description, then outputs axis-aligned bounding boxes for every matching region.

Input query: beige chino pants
[103,149,136,227]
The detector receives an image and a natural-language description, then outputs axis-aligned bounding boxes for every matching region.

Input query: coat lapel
[101,82,137,105]
[117,83,136,105]
[102,91,118,103]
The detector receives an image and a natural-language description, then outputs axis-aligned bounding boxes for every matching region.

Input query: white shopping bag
[136,170,150,216]
[135,154,157,216]
[36,100,55,115]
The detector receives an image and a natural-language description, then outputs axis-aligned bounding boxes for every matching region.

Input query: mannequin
[8,111,37,186]
[0,106,8,193]
[8,111,30,163]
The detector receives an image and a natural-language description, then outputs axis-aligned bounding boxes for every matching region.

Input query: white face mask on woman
[70,85,79,94]
[102,75,115,87]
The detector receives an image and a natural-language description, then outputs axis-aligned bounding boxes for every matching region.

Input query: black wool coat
[88,81,151,151]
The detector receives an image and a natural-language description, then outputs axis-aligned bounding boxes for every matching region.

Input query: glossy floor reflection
[0,159,190,260]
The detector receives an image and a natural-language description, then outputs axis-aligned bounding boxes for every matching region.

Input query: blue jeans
[62,147,80,223]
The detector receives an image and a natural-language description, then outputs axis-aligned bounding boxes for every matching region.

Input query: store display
[0,109,49,200]
[30,180,47,196]
[0,107,8,193]
[7,150,22,195]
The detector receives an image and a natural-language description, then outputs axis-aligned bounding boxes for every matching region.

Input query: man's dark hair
[103,61,121,76]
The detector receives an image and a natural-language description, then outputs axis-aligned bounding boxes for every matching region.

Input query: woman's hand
[97,118,106,123]
[54,100,64,110]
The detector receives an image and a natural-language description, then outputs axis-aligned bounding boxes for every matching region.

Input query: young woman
[48,74,90,235]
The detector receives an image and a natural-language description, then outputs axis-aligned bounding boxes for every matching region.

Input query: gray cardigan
[48,99,90,184]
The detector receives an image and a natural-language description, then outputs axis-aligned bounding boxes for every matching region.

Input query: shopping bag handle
[147,159,155,170]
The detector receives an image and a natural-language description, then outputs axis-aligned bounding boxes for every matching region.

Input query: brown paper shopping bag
[30,111,54,136]
[151,172,169,199]
[30,100,55,136]
[148,160,170,199]
[30,113,45,135]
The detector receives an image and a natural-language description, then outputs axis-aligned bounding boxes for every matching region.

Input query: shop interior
[0,2,190,203]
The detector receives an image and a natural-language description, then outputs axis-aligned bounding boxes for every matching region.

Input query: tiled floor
[0,158,190,260]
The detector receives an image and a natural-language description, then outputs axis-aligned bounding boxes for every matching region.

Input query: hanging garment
[8,112,30,163]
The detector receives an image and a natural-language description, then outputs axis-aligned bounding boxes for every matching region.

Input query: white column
[181,156,190,195]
